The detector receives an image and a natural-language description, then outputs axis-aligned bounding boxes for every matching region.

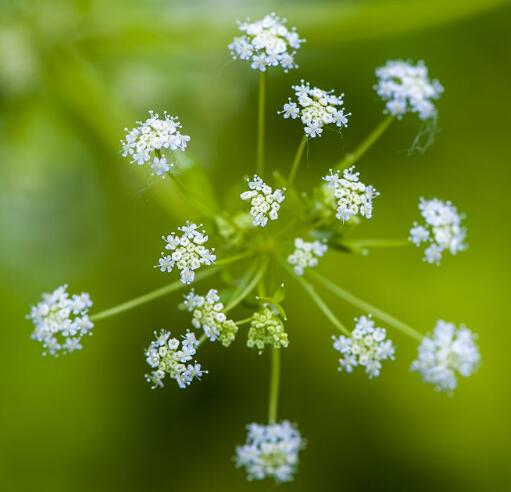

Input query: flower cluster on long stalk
[27,12,480,484]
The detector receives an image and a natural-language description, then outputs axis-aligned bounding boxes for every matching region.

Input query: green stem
[336,115,394,171]
[287,135,307,185]
[170,174,215,219]
[268,347,280,424]
[198,333,208,346]
[338,238,410,254]
[257,71,266,177]
[234,317,254,326]
[279,259,350,335]
[90,252,253,321]
[308,270,423,341]
[225,258,269,312]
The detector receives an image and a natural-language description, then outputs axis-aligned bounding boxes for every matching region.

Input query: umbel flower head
[183,289,238,347]
[145,329,206,389]
[409,197,467,265]
[235,421,305,483]
[323,166,379,222]
[280,80,350,138]
[375,60,443,120]
[287,238,327,275]
[240,175,286,227]
[120,110,190,177]
[158,222,216,284]
[247,306,289,353]
[28,284,93,356]
[228,12,304,72]
[411,320,480,393]
[332,315,395,378]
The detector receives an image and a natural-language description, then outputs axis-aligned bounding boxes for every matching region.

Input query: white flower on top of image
[183,289,238,347]
[323,166,379,222]
[228,12,304,72]
[411,320,480,393]
[280,80,351,138]
[28,284,93,356]
[287,238,327,275]
[240,175,286,227]
[409,197,467,265]
[375,60,443,120]
[235,420,305,483]
[158,222,216,284]
[145,329,206,389]
[332,315,395,378]
[120,110,190,177]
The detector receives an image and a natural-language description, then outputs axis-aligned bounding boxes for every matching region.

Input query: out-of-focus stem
[257,71,267,177]
[268,347,280,424]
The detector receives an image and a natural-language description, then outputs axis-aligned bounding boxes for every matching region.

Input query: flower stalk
[287,135,307,185]
[257,71,266,176]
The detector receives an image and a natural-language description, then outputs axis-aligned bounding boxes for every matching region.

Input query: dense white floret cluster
[375,60,443,120]
[183,289,238,347]
[120,111,190,176]
[287,238,327,275]
[235,421,304,483]
[158,222,216,284]
[144,329,206,389]
[228,13,304,72]
[28,285,93,356]
[247,306,288,353]
[323,166,379,222]
[332,315,395,378]
[411,320,480,393]
[240,175,286,227]
[409,198,467,265]
[280,81,350,137]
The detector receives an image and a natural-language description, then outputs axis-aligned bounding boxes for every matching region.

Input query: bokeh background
[1,0,510,490]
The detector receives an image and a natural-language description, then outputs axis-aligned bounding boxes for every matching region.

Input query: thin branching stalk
[287,135,307,185]
[225,258,269,312]
[257,71,267,176]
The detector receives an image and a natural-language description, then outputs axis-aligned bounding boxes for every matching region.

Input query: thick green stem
[90,252,253,321]
[336,115,394,171]
[257,71,266,177]
[225,258,269,312]
[279,259,350,335]
[338,238,410,254]
[287,135,307,185]
[268,347,280,424]
[308,270,423,341]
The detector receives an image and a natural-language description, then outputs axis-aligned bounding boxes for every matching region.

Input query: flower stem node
[247,306,288,353]
[240,175,286,227]
[158,222,216,284]
[235,421,305,483]
[28,285,93,356]
[145,329,206,389]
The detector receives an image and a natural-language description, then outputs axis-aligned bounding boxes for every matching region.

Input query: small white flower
[409,197,467,265]
[332,315,395,378]
[323,167,379,222]
[158,222,216,284]
[229,13,304,72]
[411,320,480,393]
[280,80,351,137]
[375,60,443,120]
[240,175,286,227]
[145,329,207,389]
[28,285,94,356]
[287,238,327,275]
[235,421,305,483]
[120,111,190,177]
[183,289,238,347]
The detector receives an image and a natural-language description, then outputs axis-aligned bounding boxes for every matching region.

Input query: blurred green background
[1,0,510,490]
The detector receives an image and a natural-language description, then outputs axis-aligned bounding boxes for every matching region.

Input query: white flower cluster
[409,198,467,265]
[281,81,350,138]
[145,329,206,389]
[375,60,443,120]
[323,166,379,222]
[158,222,216,284]
[287,238,327,275]
[120,110,190,176]
[240,175,286,227]
[411,320,480,393]
[183,289,238,347]
[235,421,304,483]
[247,306,289,353]
[332,315,395,378]
[228,13,303,72]
[28,285,93,356]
